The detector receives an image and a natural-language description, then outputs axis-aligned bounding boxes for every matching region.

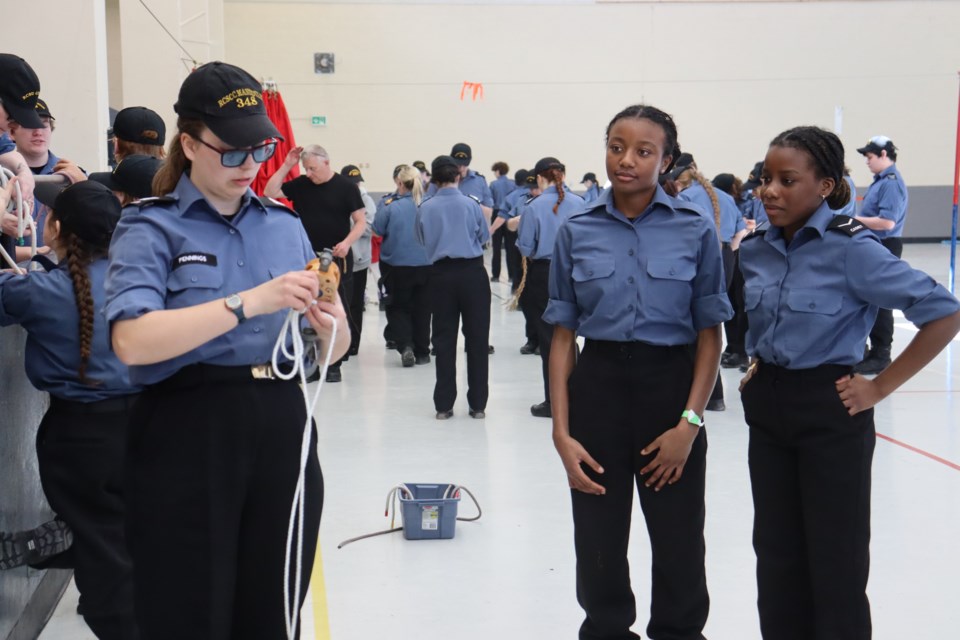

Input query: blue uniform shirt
[860,164,907,239]
[831,175,858,217]
[29,151,60,246]
[0,259,141,401]
[373,194,430,267]
[426,170,495,208]
[516,186,585,260]
[544,186,733,344]
[104,174,315,386]
[740,202,959,369]
[679,183,745,243]
[582,184,601,203]
[499,187,531,220]
[489,175,516,212]
[415,187,490,263]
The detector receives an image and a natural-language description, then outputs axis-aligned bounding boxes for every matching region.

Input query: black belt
[529,258,551,266]
[50,394,141,415]
[434,256,483,266]
[585,339,690,359]
[756,361,853,381]
[156,363,290,391]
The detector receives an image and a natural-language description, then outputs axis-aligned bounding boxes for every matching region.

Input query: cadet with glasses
[105,61,349,639]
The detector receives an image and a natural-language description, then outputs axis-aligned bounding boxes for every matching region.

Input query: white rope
[270,306,337,640]
[0,168,29,274]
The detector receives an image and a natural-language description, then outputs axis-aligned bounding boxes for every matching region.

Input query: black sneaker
[519,342,537,355]
[530,402,552,418]
[720,352,748,369]
[415,354,431,365]
[436,409,453,420]
[385,340,397,350]
[401,347,415,368]
[325,369,342,383]
[469,409,485,419]
[488,345,495,355]
[854,353,892,375]
[1,518,74,571]
[706,398,726,412]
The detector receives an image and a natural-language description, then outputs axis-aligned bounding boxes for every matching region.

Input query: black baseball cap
[50,181,122,246]
[0,54,42,129]
[431,155,458,174]
[513,169,528,187]
[113,107,165,146]
[412,160,429,175]
[743,161,764,190]
[450,143,472,166]
[524,172,538,188]
[857,135,897,157]
[34,98,54,121]
[341,165,364,183]
[581,172,597,184]
[174,61,282,148]
[712,173,737,195]
[533,157,565,176]
[89,154,162,199]
[666,152,696,180]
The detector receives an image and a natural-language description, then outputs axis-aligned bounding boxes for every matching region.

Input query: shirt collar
[873,163,898,183]
[172,174,260,218]
[594,184,675,222]
[437,186,461,196]
[765,200,834,244]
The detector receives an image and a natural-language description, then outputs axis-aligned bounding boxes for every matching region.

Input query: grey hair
[301,144,329,162]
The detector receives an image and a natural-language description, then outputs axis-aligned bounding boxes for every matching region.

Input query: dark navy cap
[88,154,162,199]
[514,169,528,186]
[0,54,42,129]
[340,164,364,183]
[666,152,696,180]
[450,143,472,166]
[412,160,429,175]
[581,172,597,184]
[432,155,458,174]
[113,107,165,146]
[34,97,54,121]
[174,62,282,148]
[533,157,564,176]
[524,172,538,187]
[52,181,122,246]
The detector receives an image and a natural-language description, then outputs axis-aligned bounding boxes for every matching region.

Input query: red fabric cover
[253,90,299,207]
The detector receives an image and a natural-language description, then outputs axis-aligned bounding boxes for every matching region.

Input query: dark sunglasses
[193,136,277,168]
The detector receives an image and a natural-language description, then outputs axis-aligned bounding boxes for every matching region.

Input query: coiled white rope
[0,168,37,273]
[270,305,337,640]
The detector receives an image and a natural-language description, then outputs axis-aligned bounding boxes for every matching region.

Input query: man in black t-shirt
[266,144,366,383]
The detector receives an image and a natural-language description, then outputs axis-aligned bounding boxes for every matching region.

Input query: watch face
[226,294,242,310]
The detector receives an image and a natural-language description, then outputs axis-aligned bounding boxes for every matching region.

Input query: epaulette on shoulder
[384,197,395,206]
[136,196,177,210]
[826,215,866,236]
[524,194,540,206]
[468,194,481,204]
[472,171,486,179]
[885,173,898,180]
[258,196,299,217]
[673,201,703,216]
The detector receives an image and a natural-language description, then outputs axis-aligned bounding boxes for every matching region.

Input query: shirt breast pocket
[166,266,224,309]
[571,255,615,310]
[645,258,696,318]
[786,289,842,316]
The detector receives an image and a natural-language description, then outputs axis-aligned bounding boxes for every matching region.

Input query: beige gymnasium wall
[223,0,960,194]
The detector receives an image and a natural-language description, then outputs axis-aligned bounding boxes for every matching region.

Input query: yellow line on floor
[312,540,331,640]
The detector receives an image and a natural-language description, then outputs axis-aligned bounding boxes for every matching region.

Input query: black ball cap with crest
[0,54,42,129]
[174,61,282,149]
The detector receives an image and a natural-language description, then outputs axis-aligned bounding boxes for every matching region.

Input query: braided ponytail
[691,170,722,231]
[543,168,565,214]
[65,236,102,386]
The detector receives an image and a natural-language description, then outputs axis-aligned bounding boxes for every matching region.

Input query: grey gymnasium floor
[41,243,960,640]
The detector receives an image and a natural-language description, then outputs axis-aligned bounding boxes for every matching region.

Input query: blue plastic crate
[398,483,460,540]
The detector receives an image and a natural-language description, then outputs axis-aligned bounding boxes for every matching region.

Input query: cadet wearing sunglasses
[190,135,277,168]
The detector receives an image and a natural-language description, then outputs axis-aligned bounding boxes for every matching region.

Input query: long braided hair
[675,164,722,232]
[47,182,119,386]
[768,126,850,211]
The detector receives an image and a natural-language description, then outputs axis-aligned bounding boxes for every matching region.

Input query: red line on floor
[877,433,960,472]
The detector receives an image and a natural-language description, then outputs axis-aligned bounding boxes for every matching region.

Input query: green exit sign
[311,115,327,127]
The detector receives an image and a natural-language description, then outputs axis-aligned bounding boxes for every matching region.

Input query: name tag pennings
[172,253,219,270]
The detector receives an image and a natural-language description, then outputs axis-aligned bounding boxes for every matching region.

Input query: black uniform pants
[868,237,903,351]
[520,259,553,403]
[429,258,490,412]
[518,257,541,348]
[38,397,139,640]
[385,264,431,356]
[742,362,874,640]
[569,340,708,640]
[709,243,737,402]
[126,366,323,640]
[348,267,368,354]
[379,261,395,344]
[723,247,747,357]
[503,228,519,285]
[490,211,505,279]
